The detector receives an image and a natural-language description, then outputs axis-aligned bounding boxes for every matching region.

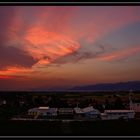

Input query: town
[0,90,140,121]
[0,90,140,135]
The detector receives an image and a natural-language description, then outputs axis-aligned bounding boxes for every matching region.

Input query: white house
[58,108,74,115]
[74,107,83,114]
[101,110,135,120]
[28,106,58,118]
[74,106,101,119]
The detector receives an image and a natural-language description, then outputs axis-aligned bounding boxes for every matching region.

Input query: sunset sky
[0,6,140,90]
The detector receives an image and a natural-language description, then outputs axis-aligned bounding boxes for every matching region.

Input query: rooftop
[104,110,135,113]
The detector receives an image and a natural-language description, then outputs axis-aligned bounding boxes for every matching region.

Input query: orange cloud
[0,26,80,77]
[0,66,32,77]
[23,26,80,67]
[97,46,140,61]
[2,6,140,80]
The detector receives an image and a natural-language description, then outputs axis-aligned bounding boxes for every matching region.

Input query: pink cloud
[97,46,140,61]
[2,6,140,78]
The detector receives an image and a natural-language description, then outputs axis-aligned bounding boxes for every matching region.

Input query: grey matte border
[0,1,139,138]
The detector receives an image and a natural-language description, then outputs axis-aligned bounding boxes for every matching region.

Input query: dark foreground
[0,120,140,136]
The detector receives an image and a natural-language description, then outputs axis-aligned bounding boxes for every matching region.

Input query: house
[101,110,135,120]
[74,107,83,114]
[58,108,74,115]
[28,106,58,119]
[74,106,101,119]
[82,106,101,119]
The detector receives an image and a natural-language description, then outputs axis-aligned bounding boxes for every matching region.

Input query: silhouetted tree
[114,97,125,109]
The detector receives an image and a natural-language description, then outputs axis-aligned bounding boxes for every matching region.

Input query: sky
[0,6,140,90]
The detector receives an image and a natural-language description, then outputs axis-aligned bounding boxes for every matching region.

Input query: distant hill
[70,81,140,91]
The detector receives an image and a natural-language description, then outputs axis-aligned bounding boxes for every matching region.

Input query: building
[74,106,101,119]
[28,107,58,118]
[101,110,135,120]
[130,101,140,118]
[74,107,83,114]
[130,101,140,112]
[128,90,140,118]
[28,108,39,116]
[58,108,74,115]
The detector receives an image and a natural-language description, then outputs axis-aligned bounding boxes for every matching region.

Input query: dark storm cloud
[0,7,36,69]
[0,45,36,69]
[51,44,107,65]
